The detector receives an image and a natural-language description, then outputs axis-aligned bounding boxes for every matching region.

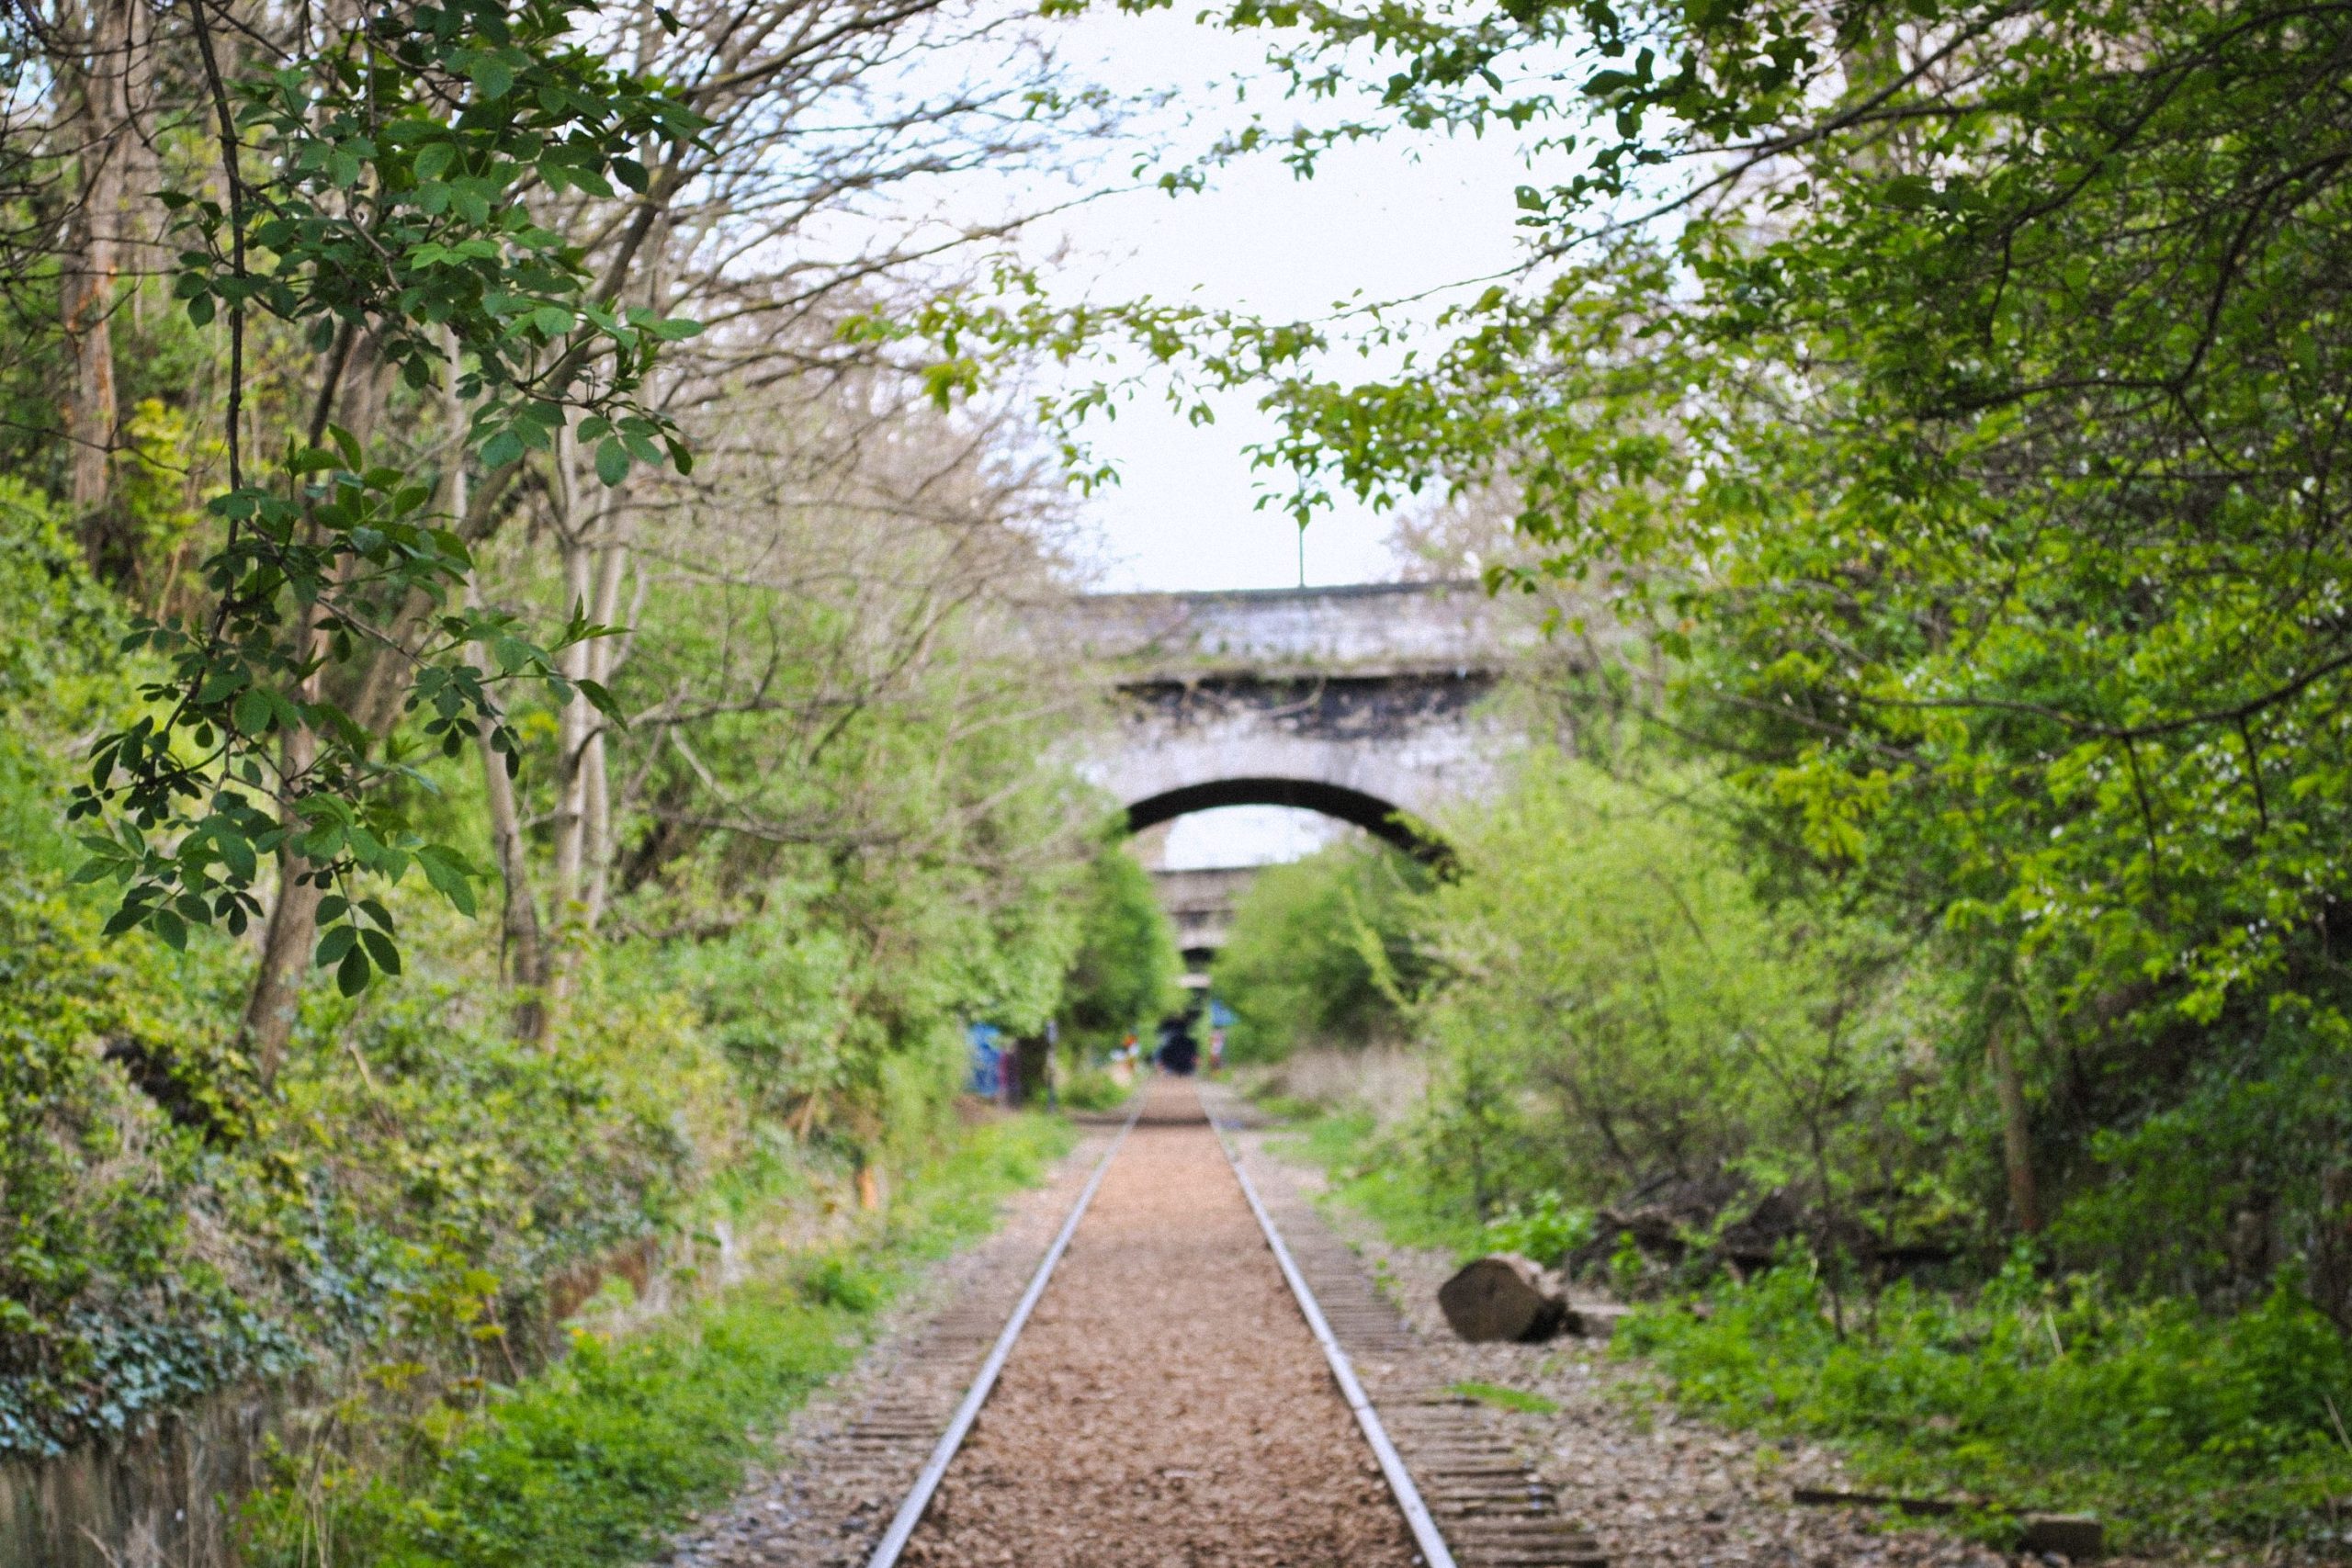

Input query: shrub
[1618,1258,2352,1551]
[1058,838,1184,1057]
[1057,1064,1131,1112]
[1385,752,1953,1252]
[1477,1192,1595,1269]
[1211,840,1429,1062]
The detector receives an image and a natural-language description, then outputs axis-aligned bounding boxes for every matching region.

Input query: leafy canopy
[1037,0,2352,1046]
[72,0,708,991]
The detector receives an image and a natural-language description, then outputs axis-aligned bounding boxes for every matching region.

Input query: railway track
[681,1082,1603,1568]
[862,1099,1143,1566]
[1207,1098,1608,1568]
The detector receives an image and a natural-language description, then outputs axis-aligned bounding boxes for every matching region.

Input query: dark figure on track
[1157,1016,1199,1076]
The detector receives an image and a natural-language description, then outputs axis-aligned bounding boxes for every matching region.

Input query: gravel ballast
[902,1080,1420,1567]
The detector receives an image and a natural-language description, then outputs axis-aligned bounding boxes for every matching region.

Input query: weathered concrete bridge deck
[1059,581,1528,852]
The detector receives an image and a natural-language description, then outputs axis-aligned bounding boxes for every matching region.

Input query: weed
[1276,1110,1487,1257]
[797,1253,884,1313]
[1056,1066,1131,1113]
[1476,1191,1593,1268]
[1450,1381,1561,1416]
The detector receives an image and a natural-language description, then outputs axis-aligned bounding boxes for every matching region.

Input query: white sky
[1013,8,1538,593]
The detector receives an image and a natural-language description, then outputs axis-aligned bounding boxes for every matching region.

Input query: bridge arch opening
[1121,776,1449,864]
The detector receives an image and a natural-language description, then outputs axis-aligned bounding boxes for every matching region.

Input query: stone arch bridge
[1057,582,1525,967]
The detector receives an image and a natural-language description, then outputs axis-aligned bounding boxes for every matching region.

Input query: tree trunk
[241,706,321,1082]
[548,533,592,928]
[117,0,161,334]
[477,697,548,1040]
[541,424,594,1022]
[241,866,324,1081]
[469,553,549,1041]
[578,529,629,930]
[540,422,639,1018]
[2313,1164,2352,1339]
[62,0,133,554]
[444,346,550,1043]
[1986,1019,2041,1235]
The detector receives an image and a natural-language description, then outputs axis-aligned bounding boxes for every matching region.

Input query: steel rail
[1211,1107,1462,1568]
[862,1097,1144,1568]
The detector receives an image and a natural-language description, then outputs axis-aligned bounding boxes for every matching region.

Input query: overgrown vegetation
[1278,1107,1485,1258]
[1620,1265,2352,1554]
[13,0,2352,1554]
[1242,744,2352,1551]
[0,433,1131,1468]
[0,0,1176,1520]
[1059,840,1185,1064]
[240,1114,1072,1568]
[1448,1381,1558,1417]
[1125,7,2352,1541]
[1182,0,2352,1528]
[1282,1081,2352,1551]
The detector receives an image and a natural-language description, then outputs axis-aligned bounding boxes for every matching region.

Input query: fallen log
[2018,1514,2105,1559]
[1438,1254,1568,1342]
[1793,1489,2104,1559]
[1560,1302,1633,1339]
[1792,1486,1960,1517]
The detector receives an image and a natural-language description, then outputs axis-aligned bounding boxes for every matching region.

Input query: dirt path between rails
[900,1079,1420,1568]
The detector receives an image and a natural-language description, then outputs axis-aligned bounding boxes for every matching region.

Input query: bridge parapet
[1060,581,1524,681]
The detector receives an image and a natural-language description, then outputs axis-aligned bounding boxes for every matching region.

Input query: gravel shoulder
[1238,1124,2155,1568]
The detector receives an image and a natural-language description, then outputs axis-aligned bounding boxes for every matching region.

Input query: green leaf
[234,688,273,736]
[419,848,480,918]
[575,677,622,717]
[315,924,358,966]
[196,668,248,705]
[216,827,258,884]
[361,928,402,977]
[337,943,371,997]
[594,437,630,487]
